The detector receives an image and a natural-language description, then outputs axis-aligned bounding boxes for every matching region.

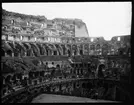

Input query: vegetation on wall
[2,9,47,22]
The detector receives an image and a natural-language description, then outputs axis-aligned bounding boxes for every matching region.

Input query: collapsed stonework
[1,9,131,103]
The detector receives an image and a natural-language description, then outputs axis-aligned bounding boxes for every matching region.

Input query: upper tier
[2,9,89,38]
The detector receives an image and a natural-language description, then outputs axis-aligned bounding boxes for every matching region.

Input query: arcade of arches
[1,9,131,103]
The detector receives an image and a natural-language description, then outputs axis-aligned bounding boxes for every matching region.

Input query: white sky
[2,2,132,40]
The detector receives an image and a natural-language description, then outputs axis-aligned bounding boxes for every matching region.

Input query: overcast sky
[2,2,132,40]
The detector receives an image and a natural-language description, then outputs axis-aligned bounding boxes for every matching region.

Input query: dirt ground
[31,94,119,103]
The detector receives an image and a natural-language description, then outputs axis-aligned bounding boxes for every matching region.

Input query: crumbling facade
[1,9,131,103]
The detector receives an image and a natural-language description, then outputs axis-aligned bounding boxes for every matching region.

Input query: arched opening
[55,44,62,55]
[74,50,77,56]
[84,44,89,55]
[5,75,12,85]
[98,64,105,78]
[53,51,57,55]
[15,42,25,57]
[67,49,71,57]
[22,43,30,56]
[1,48,5,56]
[6,49,12,56]
[82,83,86,88]
[56,64,60,68]
[118,48,124,55]
[45,44,52,56]
[61,45,66,55]
[102,44,108,55]
[80,50,83,55]
[6,42,17,56]
[96,44,101,55]
[119,50,123,55]
[127,48,131,56]
[29,43,39,57]
[76,82,80,88]
[90,45,95,50]
[42,44,48,55]
[37,43,45,55]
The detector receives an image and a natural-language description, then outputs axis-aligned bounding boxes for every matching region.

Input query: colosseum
[1,9,131,103]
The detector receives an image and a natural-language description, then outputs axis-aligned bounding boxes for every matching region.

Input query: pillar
[5,52,8,57]
[52,50,54,56]
[12,52,14,57]
[20,36,23,41]
[77,50,80,55]
[31,50,34,57]
[24,52,27,57]
[56,50,59,55]
[35,37,37,42]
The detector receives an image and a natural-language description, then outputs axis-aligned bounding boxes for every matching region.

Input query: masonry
[1,9,131,103]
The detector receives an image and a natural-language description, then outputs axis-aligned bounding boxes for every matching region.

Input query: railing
[2,75,131,103]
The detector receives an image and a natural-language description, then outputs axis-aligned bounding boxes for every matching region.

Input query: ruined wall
[75,19,89,37]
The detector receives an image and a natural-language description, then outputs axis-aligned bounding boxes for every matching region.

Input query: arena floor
[31,94,119,103]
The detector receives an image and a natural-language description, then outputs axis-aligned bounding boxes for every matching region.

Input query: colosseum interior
[1,9,131,103]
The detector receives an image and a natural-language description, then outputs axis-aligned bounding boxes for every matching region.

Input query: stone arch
[102,43,109,56]
[56,64,60,68]
[42,43,51,56]
[19,43,27,56]
[6,50,12,56]
[97,64,105,78]
[29,43,39,57]
[83,44,89,55]
[22,43,32,56]
[82,83,86,88]
[41,43,47,55]
[22,43,29,49]
[96,44,101,55]
[118,48,125,55]
[7,41,19,56]
[96,44,101,50]
[66,44,72,56]
[90,44,95,50]
[67,49,71,57]
[14,42,26,56]
[2,41,13,56]
[72,44,77,56]
[33,43,40,55]
[14,42,22,56]
[5,74,13,84]
[47,44,57,56]
[79,44,83,55]
[61,44,66,55]
[52,44,58,55]
[55,44,63,55]
[47,44,53,56]
[36,43,42,55]
[1,48,6,56]
[36,43,46,55]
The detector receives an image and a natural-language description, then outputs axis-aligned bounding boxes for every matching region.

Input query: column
[5,52,8,57]
[31,50,34,57]
[12,53,14,57]
[77,45,80,55]
[35,37,37,42]
[20,36,23,41]
[51,50,54,55]
[24,52,27,57]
